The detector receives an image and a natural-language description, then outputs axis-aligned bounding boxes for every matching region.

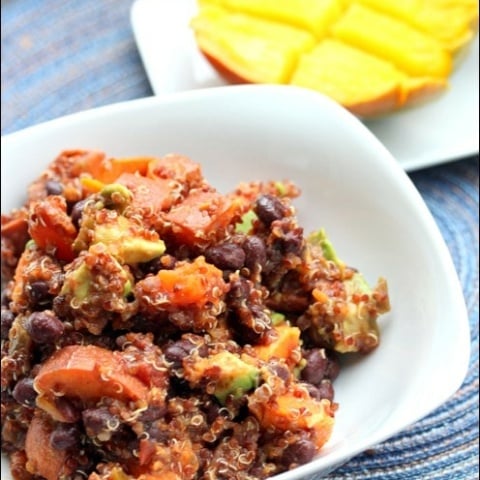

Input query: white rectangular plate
[130,0,479,172]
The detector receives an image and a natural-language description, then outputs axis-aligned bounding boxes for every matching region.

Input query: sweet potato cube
[34,345,149,417]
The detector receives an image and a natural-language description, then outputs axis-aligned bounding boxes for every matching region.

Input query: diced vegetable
[184,350,259,403]
[87,215,165,265]
[34,345,149,421]
[252,323,301,367]
[115,172,180,216]
[25,415,72,480]
[28,196,77,262]
[163,188,242,246]
[305,230,390,353]
[136,256,228,308]
[248,383,335,448]
[84,155,154,184]
[147,153,204,190]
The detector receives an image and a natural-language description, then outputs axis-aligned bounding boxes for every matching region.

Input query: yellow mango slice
[205,0,344,37]
[345,0,479,52]
[291,40,403,116]
[331,4,452,78]
[191,5,316,83]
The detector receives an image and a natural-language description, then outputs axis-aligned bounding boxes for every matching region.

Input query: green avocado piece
[335,272,380,353]
[235,209,258,234]
[274,181,288,196]
[271,311,286,325]
[100,183,133,212]
[60,253,132,302]
[307,228,389,354]
[308,228,343,265]
[212,352,260,403]
[65,262,92,301]
[188,351,260,404]
[93,216,165,265]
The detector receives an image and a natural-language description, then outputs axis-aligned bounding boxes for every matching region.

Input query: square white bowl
[1,85,470,480]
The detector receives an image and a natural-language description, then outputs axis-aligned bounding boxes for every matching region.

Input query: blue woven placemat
[1,1,479,479]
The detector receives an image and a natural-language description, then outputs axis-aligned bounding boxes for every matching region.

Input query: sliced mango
[191,5,315,83]
[346,0,478,52]
[191,0,478,116]
[291,39,402,116]
[204,0,344,37]
[331,4,452,78]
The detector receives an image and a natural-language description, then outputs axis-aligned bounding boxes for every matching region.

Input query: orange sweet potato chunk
[136,256,228,309]
[28,195,77,262]
[163,188,242,246]
[252,323,301,367]
[248,383,335,448]
[115,172,180,214]
[84,154,154,184]
[25,415,72,480]
[34,344,149,420]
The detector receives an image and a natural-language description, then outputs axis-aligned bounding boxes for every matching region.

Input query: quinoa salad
[1,150,390,480]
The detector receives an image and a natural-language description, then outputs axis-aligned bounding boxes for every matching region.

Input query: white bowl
[1,85,470,480]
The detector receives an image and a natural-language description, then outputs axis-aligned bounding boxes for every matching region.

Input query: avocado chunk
[235,209,258,234]
[306,228,390,354]
[332,273,385,353]
[60,250,132,303]
[100,183,133,213]
[74,209,165,265]
[184,351,259,404]
[308,228,343,265]
[93,216,166,264]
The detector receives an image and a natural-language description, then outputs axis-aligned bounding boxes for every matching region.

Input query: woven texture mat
[2,1,479,479]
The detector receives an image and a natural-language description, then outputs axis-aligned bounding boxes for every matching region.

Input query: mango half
[191,0,478,116]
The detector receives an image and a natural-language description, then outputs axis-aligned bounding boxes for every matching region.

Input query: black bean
[70,199,89,229]
[45,180,64,196]
[269,362,290,383]
[12,378,37,407]
[1,309,15,340]
[139,257,166,276]
[317,380,335,402]
[304,383,321,400]
[203,399,221,424]
[301,349,329,385]
[281,438,316,467]
[50,424,79,450]
[1,289,11,307]
[55,397,81,422]
[169,376,192,397]
[164,339,198,368]
[242,235,267,272]
[326,355,340,381]
[205,242,246,271]
[138,405,167,423]
[82,407,119,437]
[254,194,288,226]
[25,311,64,344]
[147,422,171,443]
[279,227,304,255]
[227,276,250,300]
[26,280,52,309]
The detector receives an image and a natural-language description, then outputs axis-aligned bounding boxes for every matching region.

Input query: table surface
[1,1,479,479]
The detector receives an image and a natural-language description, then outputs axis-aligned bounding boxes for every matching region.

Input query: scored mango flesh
[191,0,478,116]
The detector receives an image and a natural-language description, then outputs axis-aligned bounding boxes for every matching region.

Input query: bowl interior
[0,85,469,480]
